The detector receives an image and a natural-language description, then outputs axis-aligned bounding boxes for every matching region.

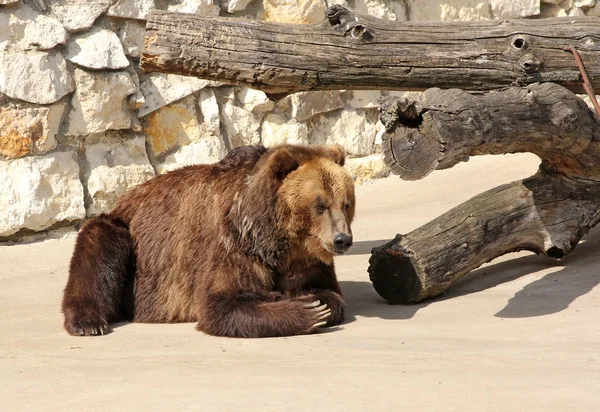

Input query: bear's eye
[343,202,351,211]
[315,202,328,214]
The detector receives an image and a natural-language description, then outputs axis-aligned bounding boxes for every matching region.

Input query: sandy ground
[2,153,600,412]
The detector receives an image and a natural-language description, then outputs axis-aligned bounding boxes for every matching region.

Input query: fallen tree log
[368,83,600,304]
[141,6,600,97]
[379,83,600,181]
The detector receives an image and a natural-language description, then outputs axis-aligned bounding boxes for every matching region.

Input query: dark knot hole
[512,37,526,50]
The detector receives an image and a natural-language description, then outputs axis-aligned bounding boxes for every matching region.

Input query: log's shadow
[445,225,600,318]
[493,248,600,318]
[341,226,600,321]
[340,279,425,321]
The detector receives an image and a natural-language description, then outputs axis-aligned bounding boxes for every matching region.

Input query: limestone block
[0,151,85,237]
[66,68,137,136]
[138,72,215,117]
[222,0,254,13]
[0,3,68,50]
[64,26,129,70]
[409,0,491,21]
[116,19,146,58]
[347,90,383,109]
[237,88,275,115]
[262,0,326,23]
[0,101,67,158]
[281,91,345,122]
[198,88,221,137]
[310,109,378,156]
[490,0,539,17]
[155,138,228,174]
[261,114,308,147]
[569,5,586,14]
[143,95,206,157]
[0,51,75,105]
[107,0,156,20]
[167,0,219,16]
[345,154,390,185]
[575,0,595,7]
[84,133,155,216]
[220,102,262,147]
[539,1,572,17]
[354,0,406,20]
[47,0,112,32]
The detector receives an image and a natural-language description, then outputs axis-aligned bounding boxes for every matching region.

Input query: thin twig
[563,45,600,118]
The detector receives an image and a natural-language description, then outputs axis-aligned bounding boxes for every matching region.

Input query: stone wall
[1,0,598,239]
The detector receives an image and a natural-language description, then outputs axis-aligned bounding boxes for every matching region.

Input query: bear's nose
[333,233,353,252]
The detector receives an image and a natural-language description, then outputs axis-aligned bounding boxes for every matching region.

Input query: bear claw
[304,300,321,308]
[309,304,332,331]
[311,303,328,313]
[317,308,332,320]
[66,319,112,336]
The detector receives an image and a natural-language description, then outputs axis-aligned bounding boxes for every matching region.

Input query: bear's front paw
[314,291,345,327]
[297,291,344,327]
[64,314,112,336]
[303,300,332,330]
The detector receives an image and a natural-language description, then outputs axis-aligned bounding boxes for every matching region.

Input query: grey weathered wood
[369,173,600,304]
[140,6,600,97]
[379,83,600,181]
[369,83,600,304]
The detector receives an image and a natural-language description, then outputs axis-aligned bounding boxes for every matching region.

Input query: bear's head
[269,144,356,265]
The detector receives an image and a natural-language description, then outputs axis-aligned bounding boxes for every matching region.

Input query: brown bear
[62,144,355,338]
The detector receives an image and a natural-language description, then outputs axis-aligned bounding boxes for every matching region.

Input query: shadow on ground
[341,226,600,322]
[345,239,392,256]
[90,231,600,332]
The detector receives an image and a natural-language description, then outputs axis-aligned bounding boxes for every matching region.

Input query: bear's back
[111,145,268,224]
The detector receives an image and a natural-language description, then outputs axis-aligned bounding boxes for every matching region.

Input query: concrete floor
[2,153,599,411]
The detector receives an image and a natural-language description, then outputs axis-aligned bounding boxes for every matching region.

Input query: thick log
[369,173,600,304]
[141,6,600,97]
[379,83,600,182]
[369,83,600,304]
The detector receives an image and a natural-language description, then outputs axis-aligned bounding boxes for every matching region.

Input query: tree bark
[141,6,600,97]
[369,83,600,304]
[369,174,600,304]
[379,83,600,182]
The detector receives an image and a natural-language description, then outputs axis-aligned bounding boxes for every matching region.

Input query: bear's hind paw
[64,317,112,336]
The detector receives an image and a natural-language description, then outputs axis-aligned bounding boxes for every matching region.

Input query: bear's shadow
[341,226,600,323]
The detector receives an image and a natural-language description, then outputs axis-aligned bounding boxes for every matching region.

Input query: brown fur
[62,144,355,338]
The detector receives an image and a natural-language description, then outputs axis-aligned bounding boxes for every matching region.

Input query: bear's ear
[326,144,346,167]
[268,148,299,180]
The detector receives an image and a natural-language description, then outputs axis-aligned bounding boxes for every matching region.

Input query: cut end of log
[381,128,441,181]
[379,96,443,180]
[368,237,423,304]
